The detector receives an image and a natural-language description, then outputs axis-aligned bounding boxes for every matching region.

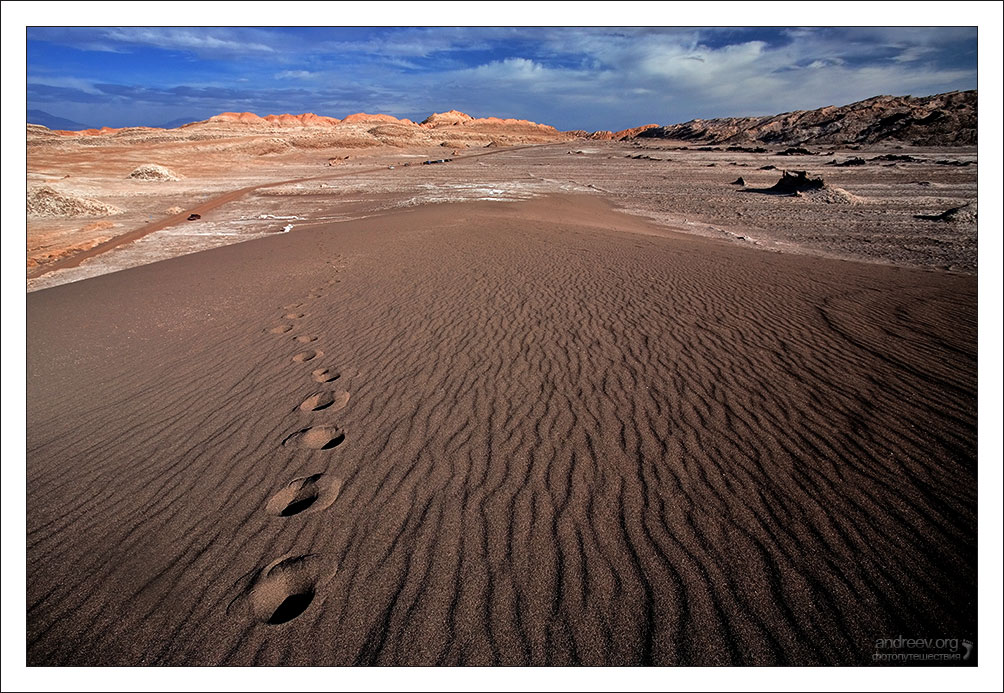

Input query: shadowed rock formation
[632,91,976,147]
[768,170,826,194]
[915,201,977,223]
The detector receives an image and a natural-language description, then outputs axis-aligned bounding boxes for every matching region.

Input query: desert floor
[27,140,977,291]
[26,168,976,664]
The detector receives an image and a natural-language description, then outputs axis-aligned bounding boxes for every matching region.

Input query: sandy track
[26,195,976,665]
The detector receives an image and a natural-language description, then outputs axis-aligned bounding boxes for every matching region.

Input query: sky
[25,25,979,131]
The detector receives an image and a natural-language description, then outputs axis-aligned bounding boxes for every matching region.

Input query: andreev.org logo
[872,636,973,662]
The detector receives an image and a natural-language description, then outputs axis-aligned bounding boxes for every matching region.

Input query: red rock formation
[341,113,409,125]
[613,124,659,140]
[209,112,267,125]
[54,125,161,137]
[421,110,475,128]
[34,108,572,147]
[263,113,342,127]
[467,116,559,132]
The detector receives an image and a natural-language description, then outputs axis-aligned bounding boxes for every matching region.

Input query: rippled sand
[27,195,976,665]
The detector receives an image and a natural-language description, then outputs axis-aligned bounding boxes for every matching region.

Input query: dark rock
[831,157,868,166]
[726,145,768,153]
[915,201,977,222]
[768,170,826,194]
[778,147,817,156]
[870,154,922,162]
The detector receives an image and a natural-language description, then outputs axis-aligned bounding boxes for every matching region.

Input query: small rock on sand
[915,201,977,223]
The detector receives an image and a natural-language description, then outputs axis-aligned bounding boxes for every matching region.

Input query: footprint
[282,425,344,450]
[284,312,307,320]
[268,324,293,334]
[265,473,342,517]
[299,392,335,411]
[299,390,349,412]
[292,350,323,363]
[312,367,340,383]
[229,554,337,626]
[325,390,350,412]
[330,390,351,411]
[294,335,318,343]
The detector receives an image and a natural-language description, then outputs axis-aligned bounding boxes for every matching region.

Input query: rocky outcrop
[33,108,571,149]
[569,124,675,141]
[613,124,660,140]
[416,111,570,146]
[128,164,182,181]
[341,113,413,125]
[916,201,977,223]
[263,113,341,127]
[755,171,862,204]
[635,91,976,147]
[208,112,268,125]
[767,170,826,194]
[27,185,123,218]
[27,124,61,140]
[421,110,475,127]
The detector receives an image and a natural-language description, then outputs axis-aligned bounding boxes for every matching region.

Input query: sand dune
[26,195,975,665]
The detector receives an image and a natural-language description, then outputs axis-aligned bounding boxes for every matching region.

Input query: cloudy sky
[26,26,978,130]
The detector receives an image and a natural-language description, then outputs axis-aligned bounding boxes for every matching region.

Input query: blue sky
[26,26,978,130]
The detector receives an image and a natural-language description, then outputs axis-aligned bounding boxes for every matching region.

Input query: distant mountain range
[155,116,203,129]
[26,110,203,131]
[26,109,568,149]
[27,90,977,148]
[27,109,93,131]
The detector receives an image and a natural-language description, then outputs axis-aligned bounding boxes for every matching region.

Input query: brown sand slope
[26,196,976,665]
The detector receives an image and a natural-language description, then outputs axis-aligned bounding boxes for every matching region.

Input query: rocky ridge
[28,109,572,150]
[28,90,976,151]
[631,91,976,147]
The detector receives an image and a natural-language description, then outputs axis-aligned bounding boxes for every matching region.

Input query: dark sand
[26,195,976,665]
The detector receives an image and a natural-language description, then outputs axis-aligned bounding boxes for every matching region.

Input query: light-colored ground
[26,135,977,291]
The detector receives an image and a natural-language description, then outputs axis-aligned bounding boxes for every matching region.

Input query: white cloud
[893,46,938,63]
[276,70,317,80]
[100,28,276,54]
[29,27,278,57]
[410,27,976,128]
[26,75,102,94]
[26,27,978,130]
[468,58,546,81]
